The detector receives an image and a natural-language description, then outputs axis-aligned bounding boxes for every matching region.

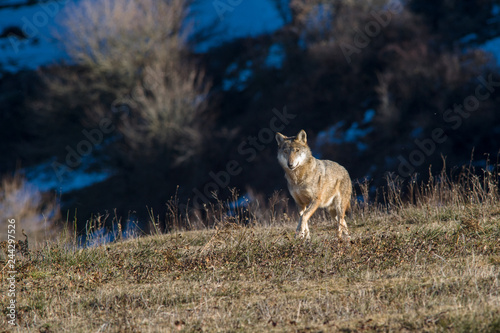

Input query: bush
[54,0,211,163]
[60,0,186,81]
[0,174,59,245]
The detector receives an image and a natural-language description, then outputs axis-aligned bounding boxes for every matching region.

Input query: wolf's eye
[294,148,299,152]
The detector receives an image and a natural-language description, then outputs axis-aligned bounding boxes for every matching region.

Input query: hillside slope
[2,198,500,332]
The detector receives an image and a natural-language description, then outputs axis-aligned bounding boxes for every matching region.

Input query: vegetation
[1,166,499,332]
[50,0,211,162]
[2,0,500,228]
[0,174,59,244]
[1,1,500,329]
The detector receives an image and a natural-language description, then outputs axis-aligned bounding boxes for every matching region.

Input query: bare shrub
[290,0,398,46]
[59,0,186,81]
[52,0,211,163]
[109,62,210,161]
[0,174,60,245]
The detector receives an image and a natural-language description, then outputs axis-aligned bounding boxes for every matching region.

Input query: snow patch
[480,36,500,65]
[0,0,69,72]
[189,0,289,52]
[23,155,115,194]
[315,109,375,156]
[81,217,141,248]
[265,43,285,69]
[363,109,375,124]
[222,60,253,91]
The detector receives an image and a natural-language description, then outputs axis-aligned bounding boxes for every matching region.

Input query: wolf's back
[318,159,352,198]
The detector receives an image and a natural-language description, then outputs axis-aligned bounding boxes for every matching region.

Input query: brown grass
[1,165,499,332]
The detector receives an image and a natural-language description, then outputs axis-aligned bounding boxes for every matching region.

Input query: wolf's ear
[275,132,286,146]
[296,130,307,144]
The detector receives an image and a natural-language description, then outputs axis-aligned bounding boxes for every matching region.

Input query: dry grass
[1,166,500,332]
[0,174,59,245]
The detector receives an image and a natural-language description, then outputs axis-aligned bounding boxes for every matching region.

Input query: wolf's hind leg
[339,217,350,240]
[335,202,350,240]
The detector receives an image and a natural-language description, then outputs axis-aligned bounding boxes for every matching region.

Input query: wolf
[276,129,352,240]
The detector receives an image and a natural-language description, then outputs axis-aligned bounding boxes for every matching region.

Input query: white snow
[265,43,285,69]
[189,0,288,52]
[480,36,500,65]
[314,109,375,156]
[363,109,375,123]
[0,1,32,6]
[0,0,289,71]
[0,0,69,72]
[222,60,253,91]
[22,155,115,194]
[82,217,140,248]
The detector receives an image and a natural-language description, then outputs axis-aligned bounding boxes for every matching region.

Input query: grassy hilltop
[2,171,500,332]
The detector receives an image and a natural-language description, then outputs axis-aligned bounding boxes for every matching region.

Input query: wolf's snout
[287,161,296,169]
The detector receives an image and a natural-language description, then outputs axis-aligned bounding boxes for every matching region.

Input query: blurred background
[1,0,500,242]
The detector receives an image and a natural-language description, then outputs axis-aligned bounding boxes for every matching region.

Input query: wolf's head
[275,130,312,170]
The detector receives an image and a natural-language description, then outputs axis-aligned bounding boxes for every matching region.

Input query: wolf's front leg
[296,201,318,239]
[296,215,304,238]
[295,203,307,238]
[296,215,310,239]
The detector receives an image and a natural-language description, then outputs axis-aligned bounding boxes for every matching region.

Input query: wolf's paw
[296,231,310,240]
[296,232,311,241]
